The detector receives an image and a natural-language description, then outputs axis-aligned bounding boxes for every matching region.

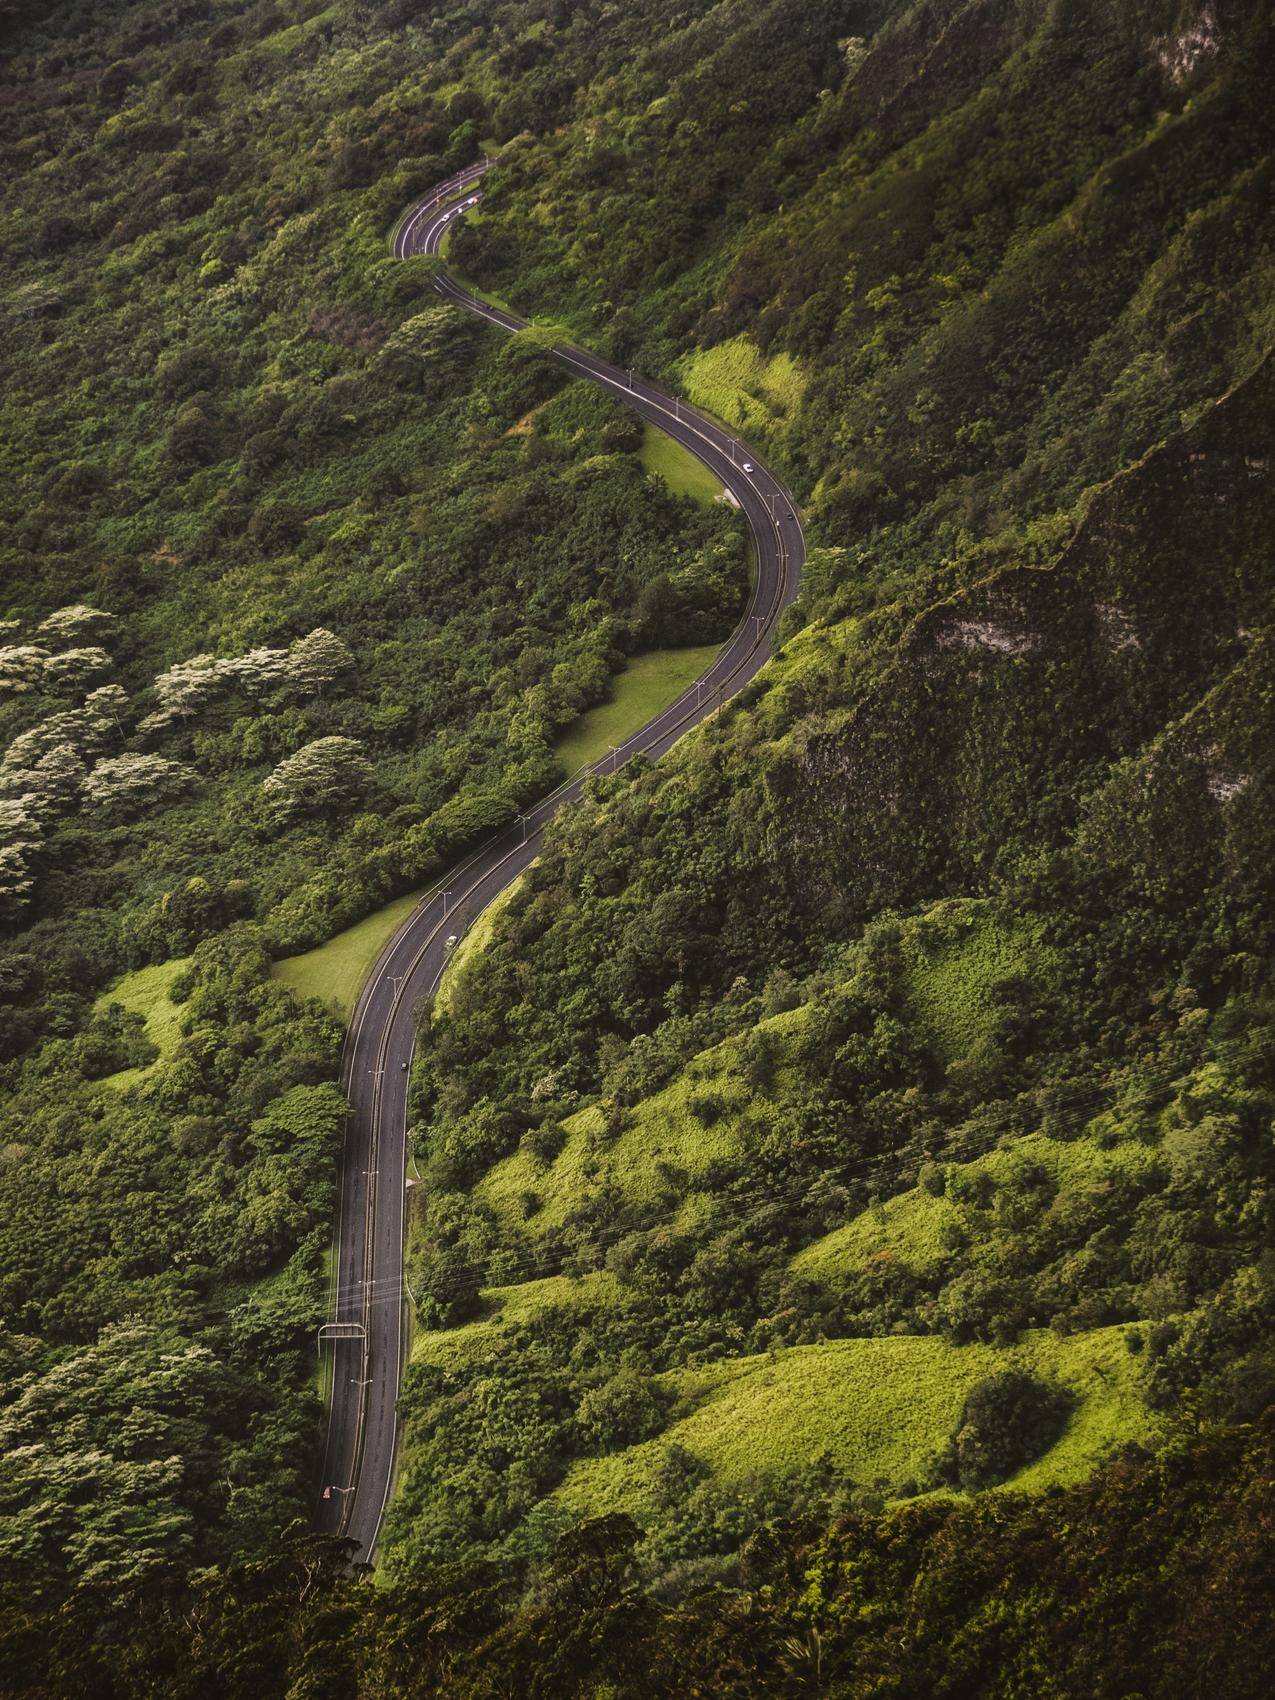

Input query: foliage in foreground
[3,1413,1273,1698]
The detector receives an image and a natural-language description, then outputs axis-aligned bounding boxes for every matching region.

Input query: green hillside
[3,0,1274,1693]
[556,1327,1152,1520]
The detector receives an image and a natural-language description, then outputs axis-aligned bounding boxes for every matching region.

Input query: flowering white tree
[146,654,230,727]
[0,743,86,815]
[36,605,115,646]
[0,794,43,915]
[0,646,50,696]
[0,840,36,915]
[261,736,370,824]
[284,627,352,693]
[2,687,124,773]
[82,753,196,817]
[42,646,112,691]
[84,683,128,735]
[142,628,350,730]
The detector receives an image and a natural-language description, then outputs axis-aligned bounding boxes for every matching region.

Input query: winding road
[316,160,805,1561]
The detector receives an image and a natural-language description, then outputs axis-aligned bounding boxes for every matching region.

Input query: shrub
[931,1370,1071,1489]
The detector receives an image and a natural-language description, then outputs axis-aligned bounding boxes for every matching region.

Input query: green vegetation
[901,900,1057,1064]
[638,423,723,505]
[272,888,423,1014]
[0,0,757,1611]
[676,336,808,437]
[793,1129,1163,1285]
[93,954,193,1088]
[557,1325,1150,1523]
[395,0,1275,1637]
[431,878,521,1017]
[3,0,1274,1692]
[411,1271,617,1369]
[552,643,721,777]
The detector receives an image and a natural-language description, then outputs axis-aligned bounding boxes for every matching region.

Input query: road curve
[316,160,805,1561]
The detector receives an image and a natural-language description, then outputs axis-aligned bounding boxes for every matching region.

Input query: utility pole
[442,889,452,917]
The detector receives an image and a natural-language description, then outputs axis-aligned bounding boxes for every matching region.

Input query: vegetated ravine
[316,162,806,1560]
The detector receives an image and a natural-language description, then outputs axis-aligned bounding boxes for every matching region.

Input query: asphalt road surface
[316,161,805,1562]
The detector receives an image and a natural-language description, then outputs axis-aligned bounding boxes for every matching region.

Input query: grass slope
[638,423,723,505]
[556,1325,1152,1520]
[678,336,808,436]
[793,1131,1162,1285]
[95,956,193,1090]
[433,879,522,1018]
[552,645,721,779]
[477,1003,813,1232]
[411,1271,618,1370]
[901,900,1057,1063]
[272,888,423,1014]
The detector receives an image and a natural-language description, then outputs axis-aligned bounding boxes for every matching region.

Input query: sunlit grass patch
[555,1325,1153,1520]
[434,880,522,1017]
[95,956,193,1090]
[678,335,808,436]
[272,889,423,1015]
[411,1272,618,1368]
[552,645,721,778]
[638,423,723,505]
[793,1130,1163,1287]
[902,899,1058,1063]
[477,1004,814,1233]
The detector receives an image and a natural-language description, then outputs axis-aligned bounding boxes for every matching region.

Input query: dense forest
[2,0,1273,1693]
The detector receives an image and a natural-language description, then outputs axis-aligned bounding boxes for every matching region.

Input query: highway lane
[316,164,805,1562]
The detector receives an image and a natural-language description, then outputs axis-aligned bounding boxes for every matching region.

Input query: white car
[466,196,478,206]
[741,461,754,473]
